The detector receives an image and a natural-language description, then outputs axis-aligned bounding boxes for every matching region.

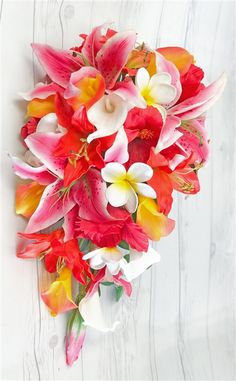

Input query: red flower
[124,106,163,165]
[178,64,205,103]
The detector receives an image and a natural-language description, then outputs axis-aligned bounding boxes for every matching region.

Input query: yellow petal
[137,196,175,241]
[27,95,55,118]
[41,267,77,317]
[15,181,45,218]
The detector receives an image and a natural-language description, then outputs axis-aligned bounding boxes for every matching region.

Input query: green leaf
[101,281,114,286]
[118,240,129,250]
[115,285,124,302]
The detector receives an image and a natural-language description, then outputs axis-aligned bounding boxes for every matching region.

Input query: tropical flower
[83,246,127,275]
[101,162,156,213]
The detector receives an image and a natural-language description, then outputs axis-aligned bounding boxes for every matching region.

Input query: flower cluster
[13,24,226,365]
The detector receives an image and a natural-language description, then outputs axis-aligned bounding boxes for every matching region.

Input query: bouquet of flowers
[12,24,226,365]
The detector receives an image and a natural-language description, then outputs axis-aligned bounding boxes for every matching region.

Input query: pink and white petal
[11,156,56,185]
[36,113,58,133]
[32,43,81,88]
[106,182,131,208]
[122,246,161,282]
[127,162,153,182]
[96,30,136,89]
[63,205,79,241]
[101,162,126,183]
[135,68,150,89]
[125,187,138,213]
[133,183,156,198]
[156,52,182,106]
[110,79,146,108]
[156,115,182,152]
[25,132,66,178]
[20,82,64,101]
[104,127,129,164]
[25,179,76,233]
[169,73,227,117]
[112,274,132,296]
[79,290,120,332]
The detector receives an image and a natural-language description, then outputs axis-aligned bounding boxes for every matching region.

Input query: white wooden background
[0,1,235,380]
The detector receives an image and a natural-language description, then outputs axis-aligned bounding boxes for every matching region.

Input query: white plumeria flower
[101,162,156,213]
[135,67,177,109]
[83,246,127,275]
[87,93,128,143]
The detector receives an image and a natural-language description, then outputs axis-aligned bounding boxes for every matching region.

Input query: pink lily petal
[17,240,50,258]
[74,169,112,222]
[156,52,182,106]
[177,117,209,163]
[31,43,81,88]
[21,82,64,101]
[168,73,227,119]
[156,115,182,152]
[25,179,76,233]
[82,23,109,66]
[25,132,66,178]
[64,66,103,99]
[168,153,187,170]
[109,78,146,108]
[96,30,136,89]
[113,273,132,296]
[11,156,56,185]
[66,309,86,366]
[104,126,129,164]
[63,205,79,241]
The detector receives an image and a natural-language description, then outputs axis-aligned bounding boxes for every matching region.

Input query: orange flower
[27,95,55,118]
[15,181,45,218]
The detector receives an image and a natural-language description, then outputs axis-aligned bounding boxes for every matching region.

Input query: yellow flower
[137,196,175,241]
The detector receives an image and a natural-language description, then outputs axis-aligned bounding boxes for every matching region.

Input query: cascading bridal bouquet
[12,24,226,365]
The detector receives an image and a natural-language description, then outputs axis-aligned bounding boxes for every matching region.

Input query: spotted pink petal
[25,132,66,178]
[81,23,108,66]
[96,30,136,89]
[25,179,76,233]
[74,169,112,222]
[156,52,182,106]
[21,82,64,101]
[168,73,227,119]
[104,127,129,164]
[11,156,56,185]
[31,43,81,88]
[156,115,182,152]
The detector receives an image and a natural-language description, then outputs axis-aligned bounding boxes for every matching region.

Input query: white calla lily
[101,162,156,213]
[135,67,177,108]
[87,93,128,143]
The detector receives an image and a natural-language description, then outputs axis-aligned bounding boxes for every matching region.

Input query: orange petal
[137,196,175,241]
[41,267,77,316]
[68,75,105,110]
[27,95,55,118]
[16,181,46,218]
[157,47,194,76]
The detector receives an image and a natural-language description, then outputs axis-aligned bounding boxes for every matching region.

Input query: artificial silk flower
[83,246,127,275]
[13,23,225,366]
[101,162,156,213]
[135,67,177,109]
[41,267,77,316]
[136,196,175,241]
[87,93,128,142]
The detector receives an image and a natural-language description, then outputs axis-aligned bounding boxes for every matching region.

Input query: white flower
[36,113,66,134]
[87,93,128,143]
[101,162,156,213]
[135,67,177,107]
[83,246,127,275]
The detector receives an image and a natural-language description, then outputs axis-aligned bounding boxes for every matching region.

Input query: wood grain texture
[0,1,235,380]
